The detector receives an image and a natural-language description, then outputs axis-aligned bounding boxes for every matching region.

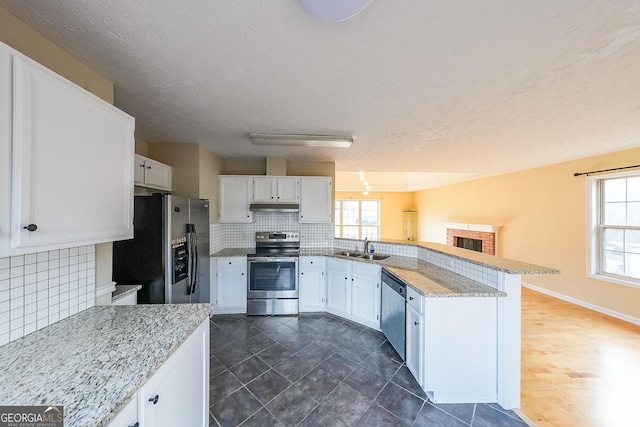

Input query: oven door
[247,257,298,299]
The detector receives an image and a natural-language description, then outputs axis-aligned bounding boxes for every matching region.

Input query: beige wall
[147,142,201,199]
[199,144,225,222]
[1,6,115,287]
[146,141,224,223]
[336,191,416,240]
[415,147,640,320]
[225,158,266,175]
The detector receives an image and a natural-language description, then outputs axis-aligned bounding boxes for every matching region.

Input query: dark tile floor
[209,313,528,427]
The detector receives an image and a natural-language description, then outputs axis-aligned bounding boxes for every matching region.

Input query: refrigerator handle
[187,223,198,296]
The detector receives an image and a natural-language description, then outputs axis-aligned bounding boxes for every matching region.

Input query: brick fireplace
[444,223,501,256]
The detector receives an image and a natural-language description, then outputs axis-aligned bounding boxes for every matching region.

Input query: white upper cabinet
[0,42,134,256]
[135,154,172,191]
[218,176,253,223]
[299,177,332,223]
[252,176,299,203]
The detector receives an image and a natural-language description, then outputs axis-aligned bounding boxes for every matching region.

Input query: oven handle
[248,257,299,263]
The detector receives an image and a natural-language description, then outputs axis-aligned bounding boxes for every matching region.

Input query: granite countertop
[331,253,506,297]
[111,284,142,303]
[369,239,559,275]
[0,304,210,427]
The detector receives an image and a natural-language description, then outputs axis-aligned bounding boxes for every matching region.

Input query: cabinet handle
[414,321,419,325]
[241,273,244,276]
[139,164,145,168]
[409,296,414,301]
[148,394,159,405]
[23,224,38,232]
[146,166,151,169]
[301,272,304,275]
[229,262,232,264]
[129,423,139,427]
[310,261,313,264]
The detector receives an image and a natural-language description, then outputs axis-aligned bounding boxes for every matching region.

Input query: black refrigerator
[112,194,210,304]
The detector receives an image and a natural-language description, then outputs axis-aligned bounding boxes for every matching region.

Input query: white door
[299,177,332,223]
[351,275,380,328]
[299,268,325,311]
[406,303,423,386]
[326,271,349,316]
[252,177,275,202]
[216,269,246,311]
[276,177,300,203]
[11,55,134,250]
[143,157,172,191]
[219,176,253,223]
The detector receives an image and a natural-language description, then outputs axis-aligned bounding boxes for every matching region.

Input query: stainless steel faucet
[364,237,370,254]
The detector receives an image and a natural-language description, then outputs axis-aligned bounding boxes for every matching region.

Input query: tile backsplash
[0,246,96,346]
[214,212,334,250]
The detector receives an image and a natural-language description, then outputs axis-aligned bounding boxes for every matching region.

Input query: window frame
[587,170,640,289]
[334,199,381,240]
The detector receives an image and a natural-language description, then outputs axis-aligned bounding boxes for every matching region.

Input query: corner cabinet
[218,176,253,223]
[212,256,247,314]
[326,258,381,330]
[0,42,134,257]
[135,154,172,191]
[299,177,332,223]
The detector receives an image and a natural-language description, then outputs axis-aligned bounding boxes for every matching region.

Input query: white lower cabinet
[108,319,209,427]
[350,262,381,329]
[212,256,247,314]
[298,257,325,312]
[326,258,351,317]
[326,258,381,330]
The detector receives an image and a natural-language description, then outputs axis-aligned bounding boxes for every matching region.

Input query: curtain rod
[573,164,640,177]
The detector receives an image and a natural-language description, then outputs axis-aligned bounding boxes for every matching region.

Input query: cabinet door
[299,268,325,312]
[276,177,300,203]
[218,176,253,223]
[215,257,247,313]
[351,263,381,328]
[252,177,275,202]
[299,177,332,223]
[139,320,209,427]
[134,155,146,185]
[351,275,380,328]
[406,303,424,387]
[10,55,134,250]
[143,157,172,191]
[326,259,350,316]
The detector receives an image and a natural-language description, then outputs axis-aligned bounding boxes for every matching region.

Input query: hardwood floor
[521,287,640,427]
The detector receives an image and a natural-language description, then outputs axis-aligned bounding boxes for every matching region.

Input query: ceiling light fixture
[298,0,374,23]
[249,133,353,148]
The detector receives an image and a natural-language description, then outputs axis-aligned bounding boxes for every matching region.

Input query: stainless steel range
[247,231,299,315]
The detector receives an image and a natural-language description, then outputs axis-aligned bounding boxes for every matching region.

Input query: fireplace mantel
[445,223,501,256]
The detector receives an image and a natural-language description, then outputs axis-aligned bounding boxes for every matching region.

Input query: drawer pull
[129,423,139,427]
[414,321,419,326]
[149,394,159,405]
[409,296,414,301]
[23,224,38,232]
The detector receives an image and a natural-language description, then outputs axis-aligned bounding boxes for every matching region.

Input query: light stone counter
[111,284,142,303]
[0,303,210,427]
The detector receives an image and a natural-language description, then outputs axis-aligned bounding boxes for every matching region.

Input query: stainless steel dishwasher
[380,271,406,360]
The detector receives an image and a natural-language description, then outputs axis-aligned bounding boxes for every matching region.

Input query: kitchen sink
[335,251,364,257]
[361,254,390,260]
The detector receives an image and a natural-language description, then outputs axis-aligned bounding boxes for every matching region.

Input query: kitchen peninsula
[212,237,558,408]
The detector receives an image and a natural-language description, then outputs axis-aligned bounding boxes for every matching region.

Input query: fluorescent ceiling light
[249,133,353,148]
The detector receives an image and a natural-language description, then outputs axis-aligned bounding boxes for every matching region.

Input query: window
[589,171,640,287]
[335,199,380,240]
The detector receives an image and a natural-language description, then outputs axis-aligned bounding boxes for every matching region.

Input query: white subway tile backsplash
[0,245,95,347]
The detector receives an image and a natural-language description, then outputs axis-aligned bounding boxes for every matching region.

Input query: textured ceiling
[3,0,640,190]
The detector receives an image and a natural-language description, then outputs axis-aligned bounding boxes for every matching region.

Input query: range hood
[249,203,299,213]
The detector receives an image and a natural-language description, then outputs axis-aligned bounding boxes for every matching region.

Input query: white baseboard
[522,282,640,326]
